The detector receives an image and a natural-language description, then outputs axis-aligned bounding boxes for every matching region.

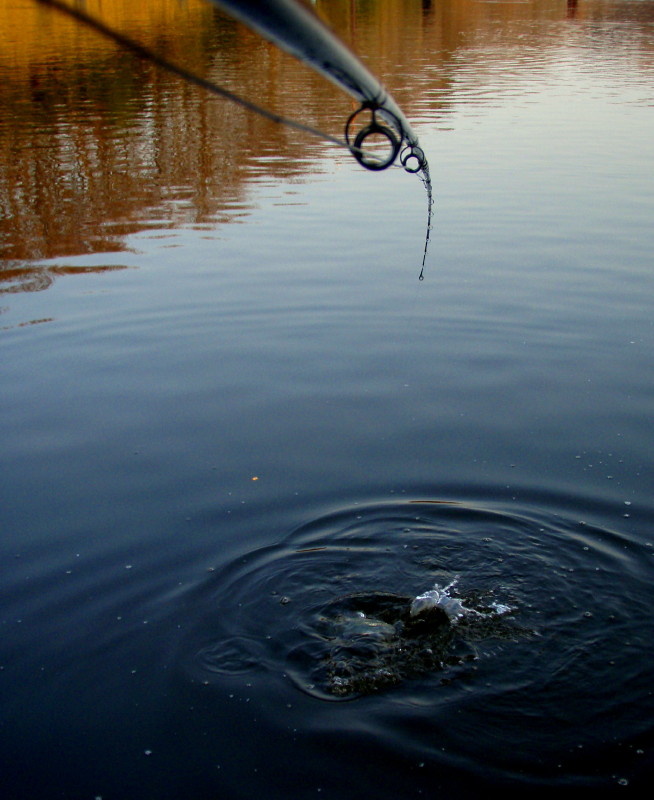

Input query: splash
[313,582,520,697]
[410,578,468,621]
[409,577,513,622]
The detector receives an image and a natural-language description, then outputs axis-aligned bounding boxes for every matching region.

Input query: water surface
[1,0,654,796]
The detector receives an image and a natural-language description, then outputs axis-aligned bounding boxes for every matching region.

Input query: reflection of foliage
[0,0,340,263]
[1,0,652,265]
[0,315,54,329]
[0,263,131,295]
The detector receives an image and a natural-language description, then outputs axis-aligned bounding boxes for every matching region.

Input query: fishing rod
[33,0,433,275]
[34,0,427,174]
[215,0,433,277]
[209,0,428,174]
[204,0,432,272]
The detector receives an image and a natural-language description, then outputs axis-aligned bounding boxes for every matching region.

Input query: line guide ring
[400,144,427,174]
[344,102,403,171]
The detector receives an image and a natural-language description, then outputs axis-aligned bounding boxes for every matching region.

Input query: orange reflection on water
[1,0,653,276]
[0,0,342,268]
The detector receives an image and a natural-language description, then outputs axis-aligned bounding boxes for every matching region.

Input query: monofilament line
[35,0,349,151]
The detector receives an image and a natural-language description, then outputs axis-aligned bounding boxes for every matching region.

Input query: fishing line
[417,164,434,281]
[35,0,433,276]
[34,0,393,166]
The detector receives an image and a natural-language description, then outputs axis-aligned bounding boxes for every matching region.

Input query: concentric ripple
[172,495,654,787]
[181,497,653,712]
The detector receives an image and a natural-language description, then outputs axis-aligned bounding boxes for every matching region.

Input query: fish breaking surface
[315,581,522,697]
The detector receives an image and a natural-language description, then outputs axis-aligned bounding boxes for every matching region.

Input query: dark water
[1,0,654,796]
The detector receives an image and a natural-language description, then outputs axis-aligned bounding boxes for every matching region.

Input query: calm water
[1,0,654,796]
